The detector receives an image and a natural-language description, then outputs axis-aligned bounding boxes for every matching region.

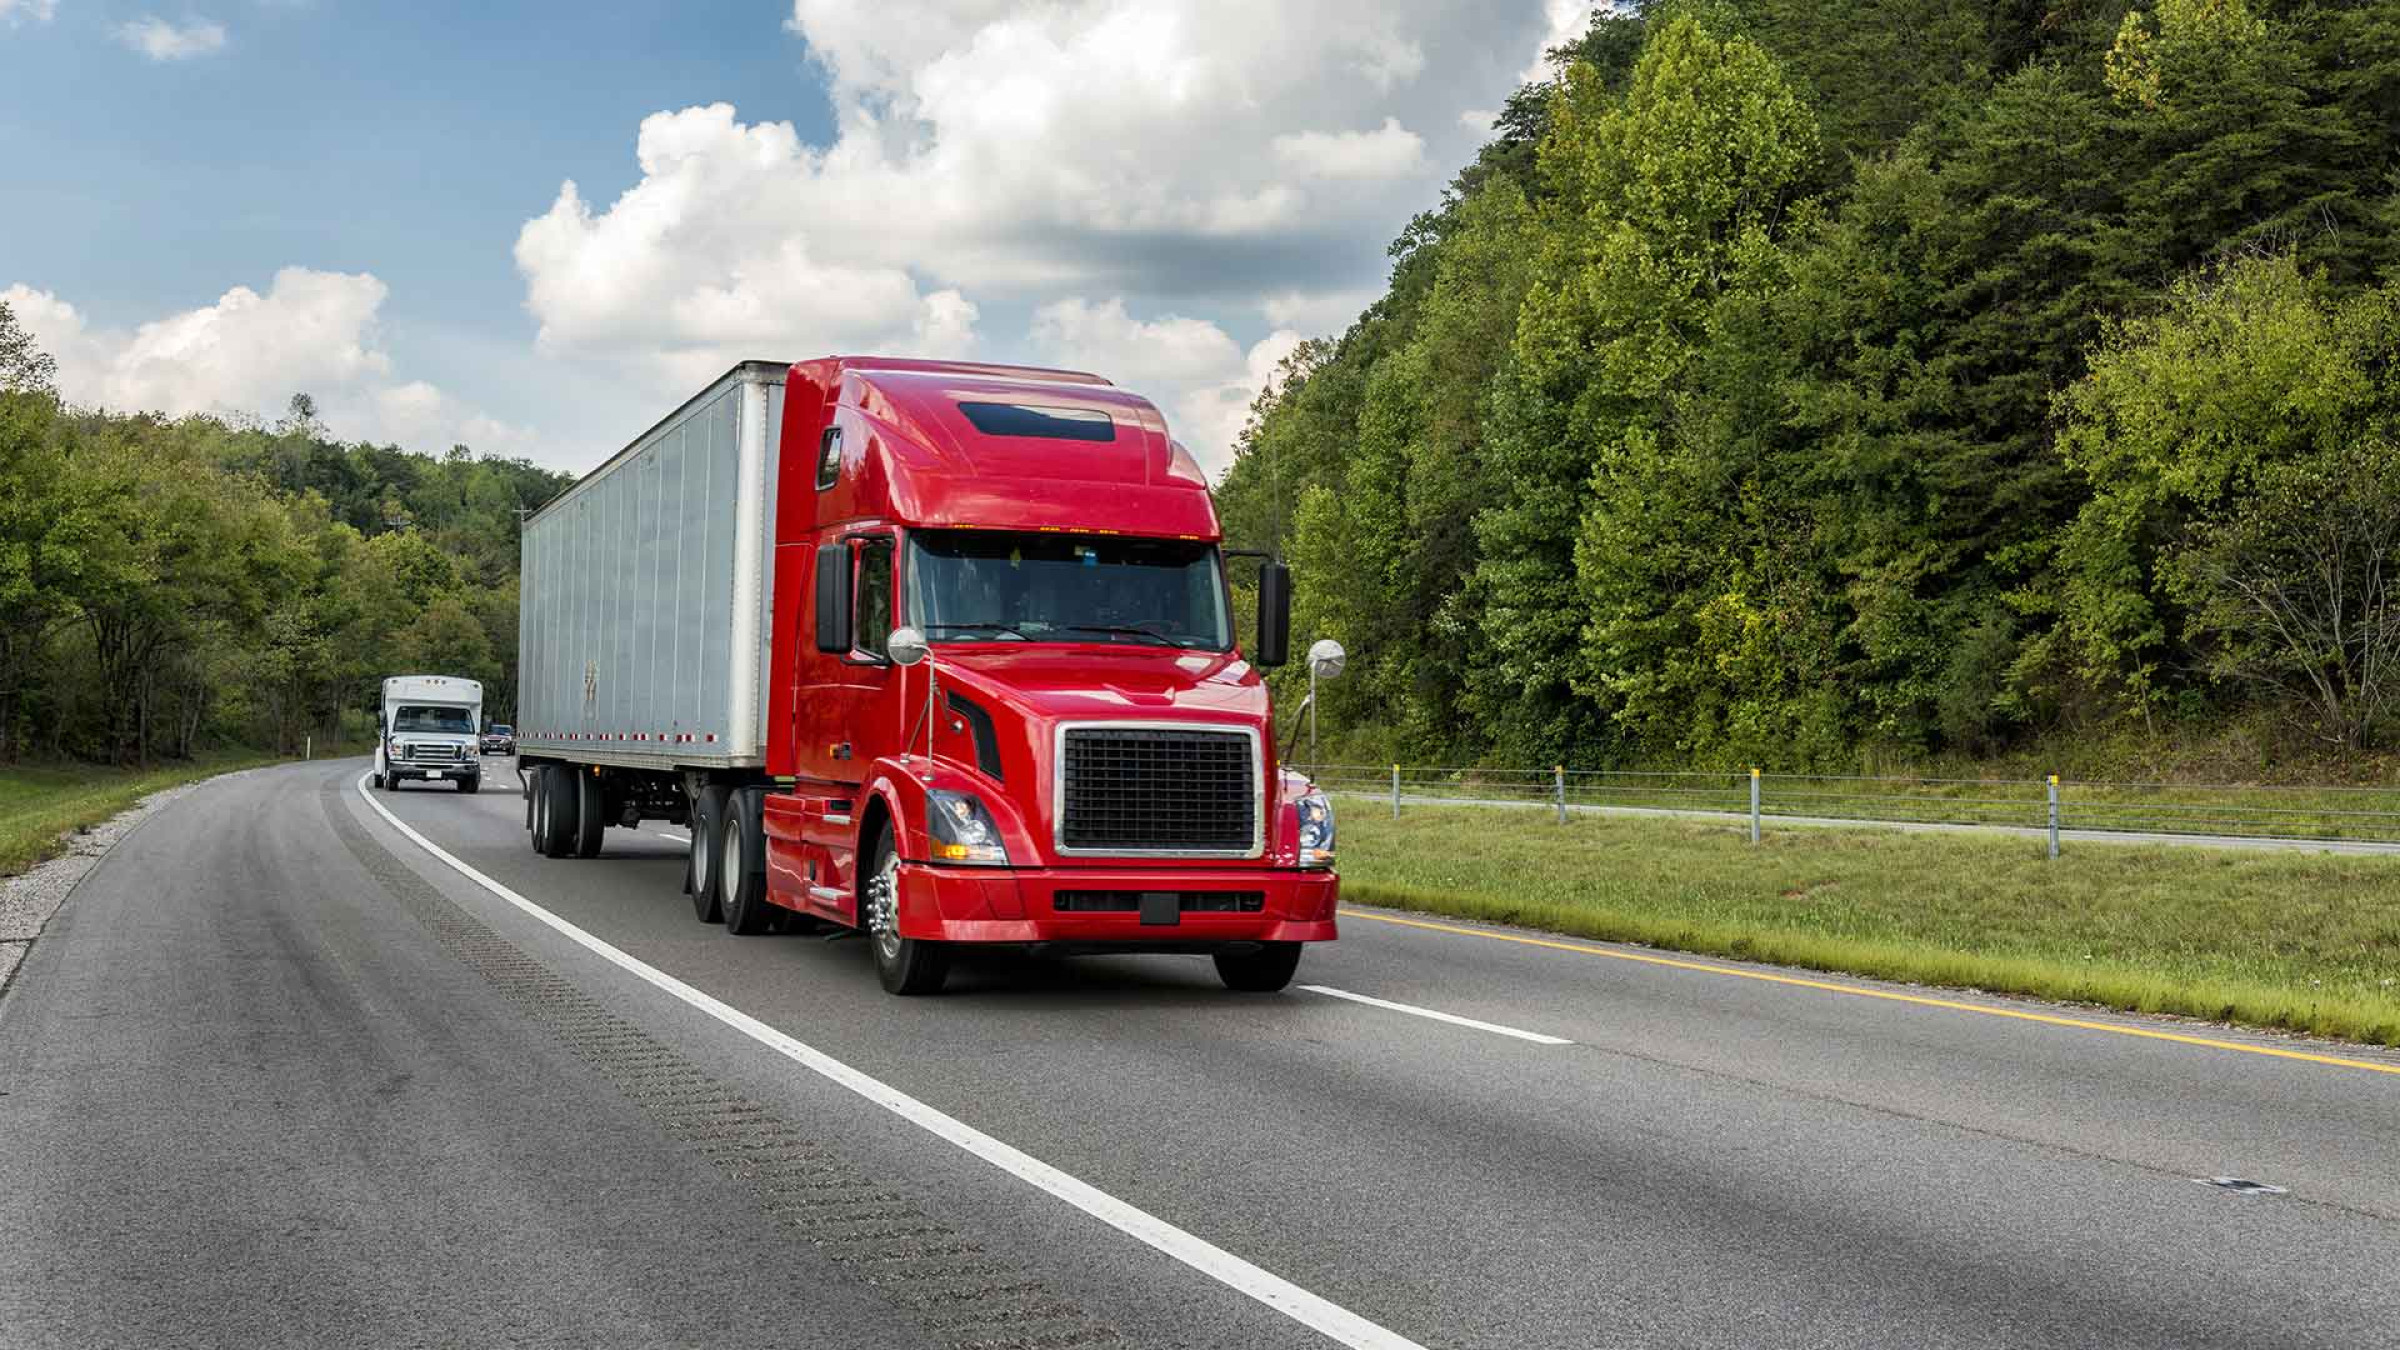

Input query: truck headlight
[926,790,1009,866]
[1296,788,1335,868]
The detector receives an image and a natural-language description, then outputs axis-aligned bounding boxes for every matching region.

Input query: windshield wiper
[921,621,1033,641]
[1057,625,1186,648]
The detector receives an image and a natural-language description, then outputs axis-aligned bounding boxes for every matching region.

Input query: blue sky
[2,2,1578,473]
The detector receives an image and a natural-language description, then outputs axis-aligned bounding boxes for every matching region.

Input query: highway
[3,759,2397,1349]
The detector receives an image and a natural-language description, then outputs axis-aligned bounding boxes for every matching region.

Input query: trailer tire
[688,786,729,923]
[574,773,605,858]
[537,763,580,858]
[864,828,948,995]
[720,792,773,936]
[527,767,547,851]
[1213,942,1302,993]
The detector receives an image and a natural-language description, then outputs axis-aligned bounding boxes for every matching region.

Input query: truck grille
[1057,726,1257,854]
[400,743,463,763]
[1053,891,1265,914]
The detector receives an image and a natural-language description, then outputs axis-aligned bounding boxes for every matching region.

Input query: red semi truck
[515,357,1341,994]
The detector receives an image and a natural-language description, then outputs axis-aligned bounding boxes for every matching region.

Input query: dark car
[480,724,516,756]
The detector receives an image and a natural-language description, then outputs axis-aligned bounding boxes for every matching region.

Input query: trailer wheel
[528,767,547,851]
[688,786,729,923]
[864,828,948,995]
[720,792,773,936]
[537,763,580,858]
[1213,942,1302,993]
[574,773,605,858]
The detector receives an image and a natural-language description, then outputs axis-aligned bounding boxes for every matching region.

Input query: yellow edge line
[1336,908,2400,1079]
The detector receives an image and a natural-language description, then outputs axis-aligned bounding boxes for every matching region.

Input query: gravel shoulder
[0,776,213,997]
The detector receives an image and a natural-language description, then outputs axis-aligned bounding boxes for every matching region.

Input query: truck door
[789,532,897,916]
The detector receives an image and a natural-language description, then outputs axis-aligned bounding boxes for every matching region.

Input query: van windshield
[393,705,476,734]
[905,532,1230,651]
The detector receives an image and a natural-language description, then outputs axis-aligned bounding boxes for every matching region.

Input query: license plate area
[1138,891,1179,927]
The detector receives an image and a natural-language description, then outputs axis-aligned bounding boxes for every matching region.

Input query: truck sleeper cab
[513,358,1338,995]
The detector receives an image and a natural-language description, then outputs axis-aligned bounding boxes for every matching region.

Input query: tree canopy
[1216,0,2400,767]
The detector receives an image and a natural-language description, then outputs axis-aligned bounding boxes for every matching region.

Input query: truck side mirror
[1257,561,1291,667]
[814,543,852,654]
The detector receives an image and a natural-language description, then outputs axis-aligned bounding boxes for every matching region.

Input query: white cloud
[1524,0,1591,84]
[1027,297,1297,476]
[514,2,1561,465]
[0,0,59,27]
[1271,118,1428,181]
[114,15,227,61]
[3,270,527,454]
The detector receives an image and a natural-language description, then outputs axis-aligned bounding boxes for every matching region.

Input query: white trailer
[516,361,786,781]
[374,674,484,793]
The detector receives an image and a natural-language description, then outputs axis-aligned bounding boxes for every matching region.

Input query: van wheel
[864,829,948,995]
[688,786,729,923]
[721,792,773,936]
[1213,943,1301,993]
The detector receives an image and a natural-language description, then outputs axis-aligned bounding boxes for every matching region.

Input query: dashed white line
[351,773,1424,1350]
[1300,985,1573,1046]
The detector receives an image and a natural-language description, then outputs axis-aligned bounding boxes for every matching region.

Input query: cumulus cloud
[1,0,59,27]
[1027,297,1298,475]
[114,15,227,60]
[1272,118,1428,181]
[515,2,1561,465]
[3,269,529,454]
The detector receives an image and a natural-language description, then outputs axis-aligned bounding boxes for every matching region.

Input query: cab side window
[854,537,893,661]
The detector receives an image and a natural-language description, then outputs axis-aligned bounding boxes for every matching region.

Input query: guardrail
[1304,764,2400,854]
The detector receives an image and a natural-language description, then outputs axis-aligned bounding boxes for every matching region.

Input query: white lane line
[1300,985,1573,1046]
[351,774,1422,1350]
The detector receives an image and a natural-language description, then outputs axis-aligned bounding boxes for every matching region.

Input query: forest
[1217,0,2400,774]
[0,318,570,764]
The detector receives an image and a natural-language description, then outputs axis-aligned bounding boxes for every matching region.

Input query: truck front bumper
[893,862,1338,946]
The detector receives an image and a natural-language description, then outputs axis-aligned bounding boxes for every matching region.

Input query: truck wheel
[864,828,948,995]
[720,792,773,936]
[1213,943,1302,993]
[574,773,605,858]
[688,786,728,923]
[459,773,480,795]
[538,763,581,858]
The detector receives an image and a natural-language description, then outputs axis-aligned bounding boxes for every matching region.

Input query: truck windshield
[392,705,475,734]
[906,532,1230,651]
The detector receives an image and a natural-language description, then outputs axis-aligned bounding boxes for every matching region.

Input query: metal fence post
[2047,774,2061,859]
[1750,767,1761,844]
[1554,766,1566,824]
[1391,764,1400,820]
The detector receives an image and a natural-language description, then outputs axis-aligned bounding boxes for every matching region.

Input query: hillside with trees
[1217,0,2400,775]
[0,312,569,765]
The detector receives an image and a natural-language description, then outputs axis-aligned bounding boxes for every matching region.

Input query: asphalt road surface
[3,759,2397,1349]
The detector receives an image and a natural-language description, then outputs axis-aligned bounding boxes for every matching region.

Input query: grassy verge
[1338,805,2400,1047]
[0,752,287,878]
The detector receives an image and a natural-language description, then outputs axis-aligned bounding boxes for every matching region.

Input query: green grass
[0,752,287,878]
[1338,804,2400,1047]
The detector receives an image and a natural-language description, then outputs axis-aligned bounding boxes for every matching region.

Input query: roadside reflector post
[1554,766,1566,825]
[1750,767,1761,845]
[305,735,312,761]
[1391,764,1400,820]
[2048,775,2061,859]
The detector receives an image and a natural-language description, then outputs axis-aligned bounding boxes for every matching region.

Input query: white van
[375,674,484,793]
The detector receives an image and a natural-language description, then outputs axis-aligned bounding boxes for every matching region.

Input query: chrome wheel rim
[691,805,712,895]
[867,852,901,963]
